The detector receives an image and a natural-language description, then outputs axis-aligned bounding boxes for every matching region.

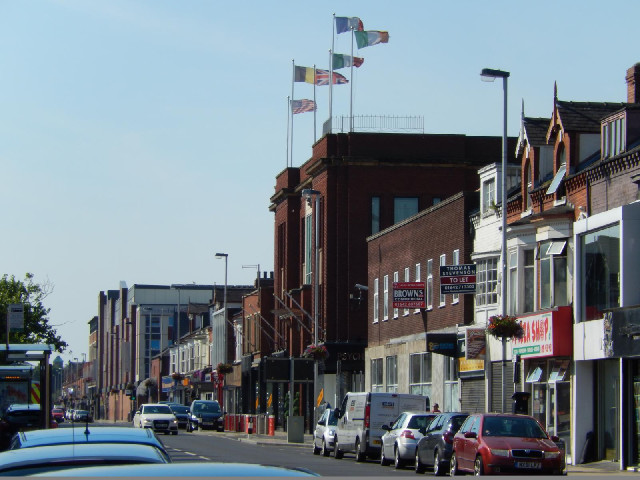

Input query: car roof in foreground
[13,425,165,446]
[30,462,319,477]
[0,442,168,476]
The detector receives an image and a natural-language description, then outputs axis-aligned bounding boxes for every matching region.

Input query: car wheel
[474,455,484,476]
[172,430,178,435]
[380,445,391,466]
[450,452,459,476]
[333,437,344,459]
[415,448,425,474]
[355,439,366,462]
[433,450,444,476]
[394,445,405,469]
[313,438,321,455]
[322,439,331,457]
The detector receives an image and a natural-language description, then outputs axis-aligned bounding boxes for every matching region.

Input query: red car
[51,408,65,423]
[450,413,564,476]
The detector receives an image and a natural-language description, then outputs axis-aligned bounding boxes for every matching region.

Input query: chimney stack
[626,63,640,103]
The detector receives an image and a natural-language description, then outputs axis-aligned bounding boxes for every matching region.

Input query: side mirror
[381,424,391,431]
[551,435,559,442]
[464,431,477,439]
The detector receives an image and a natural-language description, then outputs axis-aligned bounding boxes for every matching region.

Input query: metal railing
[323,115,424,135]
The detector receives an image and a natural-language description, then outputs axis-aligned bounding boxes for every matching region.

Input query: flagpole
[291,59,295,167]
[350,26,354,132]
[330,13,335,134]
[286,96,290,169]
[313,64,317,143]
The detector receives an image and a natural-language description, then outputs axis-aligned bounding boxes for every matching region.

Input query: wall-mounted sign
[511,307,572,358]
[393,282,426,308]
[465,327,486,360]
[7,304,24,330]
[426,333,458,357]
[440,265,476,294]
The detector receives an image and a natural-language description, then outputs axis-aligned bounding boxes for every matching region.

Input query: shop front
[458,327,486,413]
[512,307,572,461]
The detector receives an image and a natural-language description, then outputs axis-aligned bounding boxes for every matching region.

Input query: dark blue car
[414,412,468,475]
[188,400,224,432]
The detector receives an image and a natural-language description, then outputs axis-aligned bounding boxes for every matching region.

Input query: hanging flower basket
[303,344,329,361]
[171,372,184,381]
[487,315,524,340]
[217,363,233,374]
[110,388,119,395]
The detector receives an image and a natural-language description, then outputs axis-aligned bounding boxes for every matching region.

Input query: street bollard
[268,415,275,436]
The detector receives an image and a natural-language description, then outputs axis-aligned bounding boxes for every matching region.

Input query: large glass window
[386,356,398,392]
[482,178,495,214]
[394,197,419,223]
[410,353,432,406]
[373,278,379,323]
[443,357,459,412]
[581,224,620,321]
[476,258,498,306]
[540,240,568,309]
[383,275,389,321]
[371,358,383,392]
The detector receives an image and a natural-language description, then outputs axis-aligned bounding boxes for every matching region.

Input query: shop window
[386,355,398,393]
[410,352,432,407]
[371,358,383,392]
[443,357,459,412]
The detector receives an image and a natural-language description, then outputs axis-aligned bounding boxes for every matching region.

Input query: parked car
[51,408,65,423]
[65,409,74,420]
[450,413,564,476]
[0,404,44,451]
[169,405,191,430]
[188,400,224,432]
[8,425,170,462]
[133,404,178,435]
[0,442,169,476]
[312,407,337,457]
[380,412,436,469]
[34,461,319,477]
[414,412,468,475]
[333,392,430,462]
[73,410,92,423]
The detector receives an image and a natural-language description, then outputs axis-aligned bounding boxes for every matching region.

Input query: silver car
[312,408,337,457]
[380,412,436,469]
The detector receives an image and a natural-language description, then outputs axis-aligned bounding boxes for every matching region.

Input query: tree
[0,273,68,352]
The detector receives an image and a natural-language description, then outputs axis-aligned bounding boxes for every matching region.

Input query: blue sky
[1,0,638,365]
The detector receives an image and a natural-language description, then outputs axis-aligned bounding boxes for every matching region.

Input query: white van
[332,392,429,461]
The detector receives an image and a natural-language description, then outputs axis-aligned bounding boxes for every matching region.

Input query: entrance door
[599,359,620,461]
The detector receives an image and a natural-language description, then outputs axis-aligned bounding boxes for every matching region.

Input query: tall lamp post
[481,67,510,413]
[215,253,229,365]
[302,188,321,423]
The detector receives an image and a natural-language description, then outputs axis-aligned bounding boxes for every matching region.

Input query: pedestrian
[433,403,441,413]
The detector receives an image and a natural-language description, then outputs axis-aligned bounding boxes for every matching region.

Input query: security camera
[354,284,369,291]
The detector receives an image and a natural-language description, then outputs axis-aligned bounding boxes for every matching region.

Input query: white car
[133,403,178,435]
[380,412,436,469]
[312,408,337,457]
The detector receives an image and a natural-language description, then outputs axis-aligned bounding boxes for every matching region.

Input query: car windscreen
[192,402,221,414]
[170,406,190,414]
[327,411,338,426]
[482,416,548,438]
[407,415,433,430]
[143,406,173,414]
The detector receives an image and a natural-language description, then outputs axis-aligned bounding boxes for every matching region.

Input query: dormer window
[482,177,495,215]
[603,116,626,158]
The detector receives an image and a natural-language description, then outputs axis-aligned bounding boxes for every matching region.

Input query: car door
[456,415,477,471]
[423,414,445,465]
[383,413,406,457]
[462,415,481,471]
[315,411,327,447]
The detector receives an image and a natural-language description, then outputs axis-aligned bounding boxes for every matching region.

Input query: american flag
[314,69,348,86]
[291,99,316,115]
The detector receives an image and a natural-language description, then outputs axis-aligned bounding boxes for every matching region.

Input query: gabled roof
[547,100,630,141]
[516,116,550,156]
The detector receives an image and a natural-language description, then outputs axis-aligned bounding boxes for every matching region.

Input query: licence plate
[203,421,213,425]
[156,422,168,427]
[372,439,381,445]
[515,461,541,469]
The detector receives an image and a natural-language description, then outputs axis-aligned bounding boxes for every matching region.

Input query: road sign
[440,265,476,294]
[8,304,24,330]
[393,282,426,309]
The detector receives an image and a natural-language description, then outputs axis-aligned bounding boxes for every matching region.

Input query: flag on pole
[315,69,348,85]
[291,99,317,114]
[332,53,364,70]
[294,66,316,84]
[354,30,390,49]
[335,16,363,34]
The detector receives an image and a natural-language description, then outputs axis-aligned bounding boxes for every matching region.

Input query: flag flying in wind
[294,66,316,84]
[291,99,316,114]
[332,53,364,70]
[315,69,348,85]
[354,30,390,49]
[335,16,364,34]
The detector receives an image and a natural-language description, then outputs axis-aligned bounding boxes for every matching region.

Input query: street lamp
[481,67,510,413]
[215,253,229,363]
[301,188,321,422]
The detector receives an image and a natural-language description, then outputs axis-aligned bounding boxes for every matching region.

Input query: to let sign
[393,282,426,309]
[440,264,476,294]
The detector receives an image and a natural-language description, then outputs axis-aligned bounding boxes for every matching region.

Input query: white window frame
[476,257,498,306]
[373,278,379,323]
[414,263,421,313]
[404,267,410,316]
[409,352,432,402]
[386,355,398,393]
[383,275,389,321]
[371,358,384,392]
[393,271,399,318]
[439,254,446,307]
[482,178,495,215]
[426,259,433,310]
[452,250,460,304]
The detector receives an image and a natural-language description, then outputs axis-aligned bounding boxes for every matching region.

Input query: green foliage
[0,273,68,353]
